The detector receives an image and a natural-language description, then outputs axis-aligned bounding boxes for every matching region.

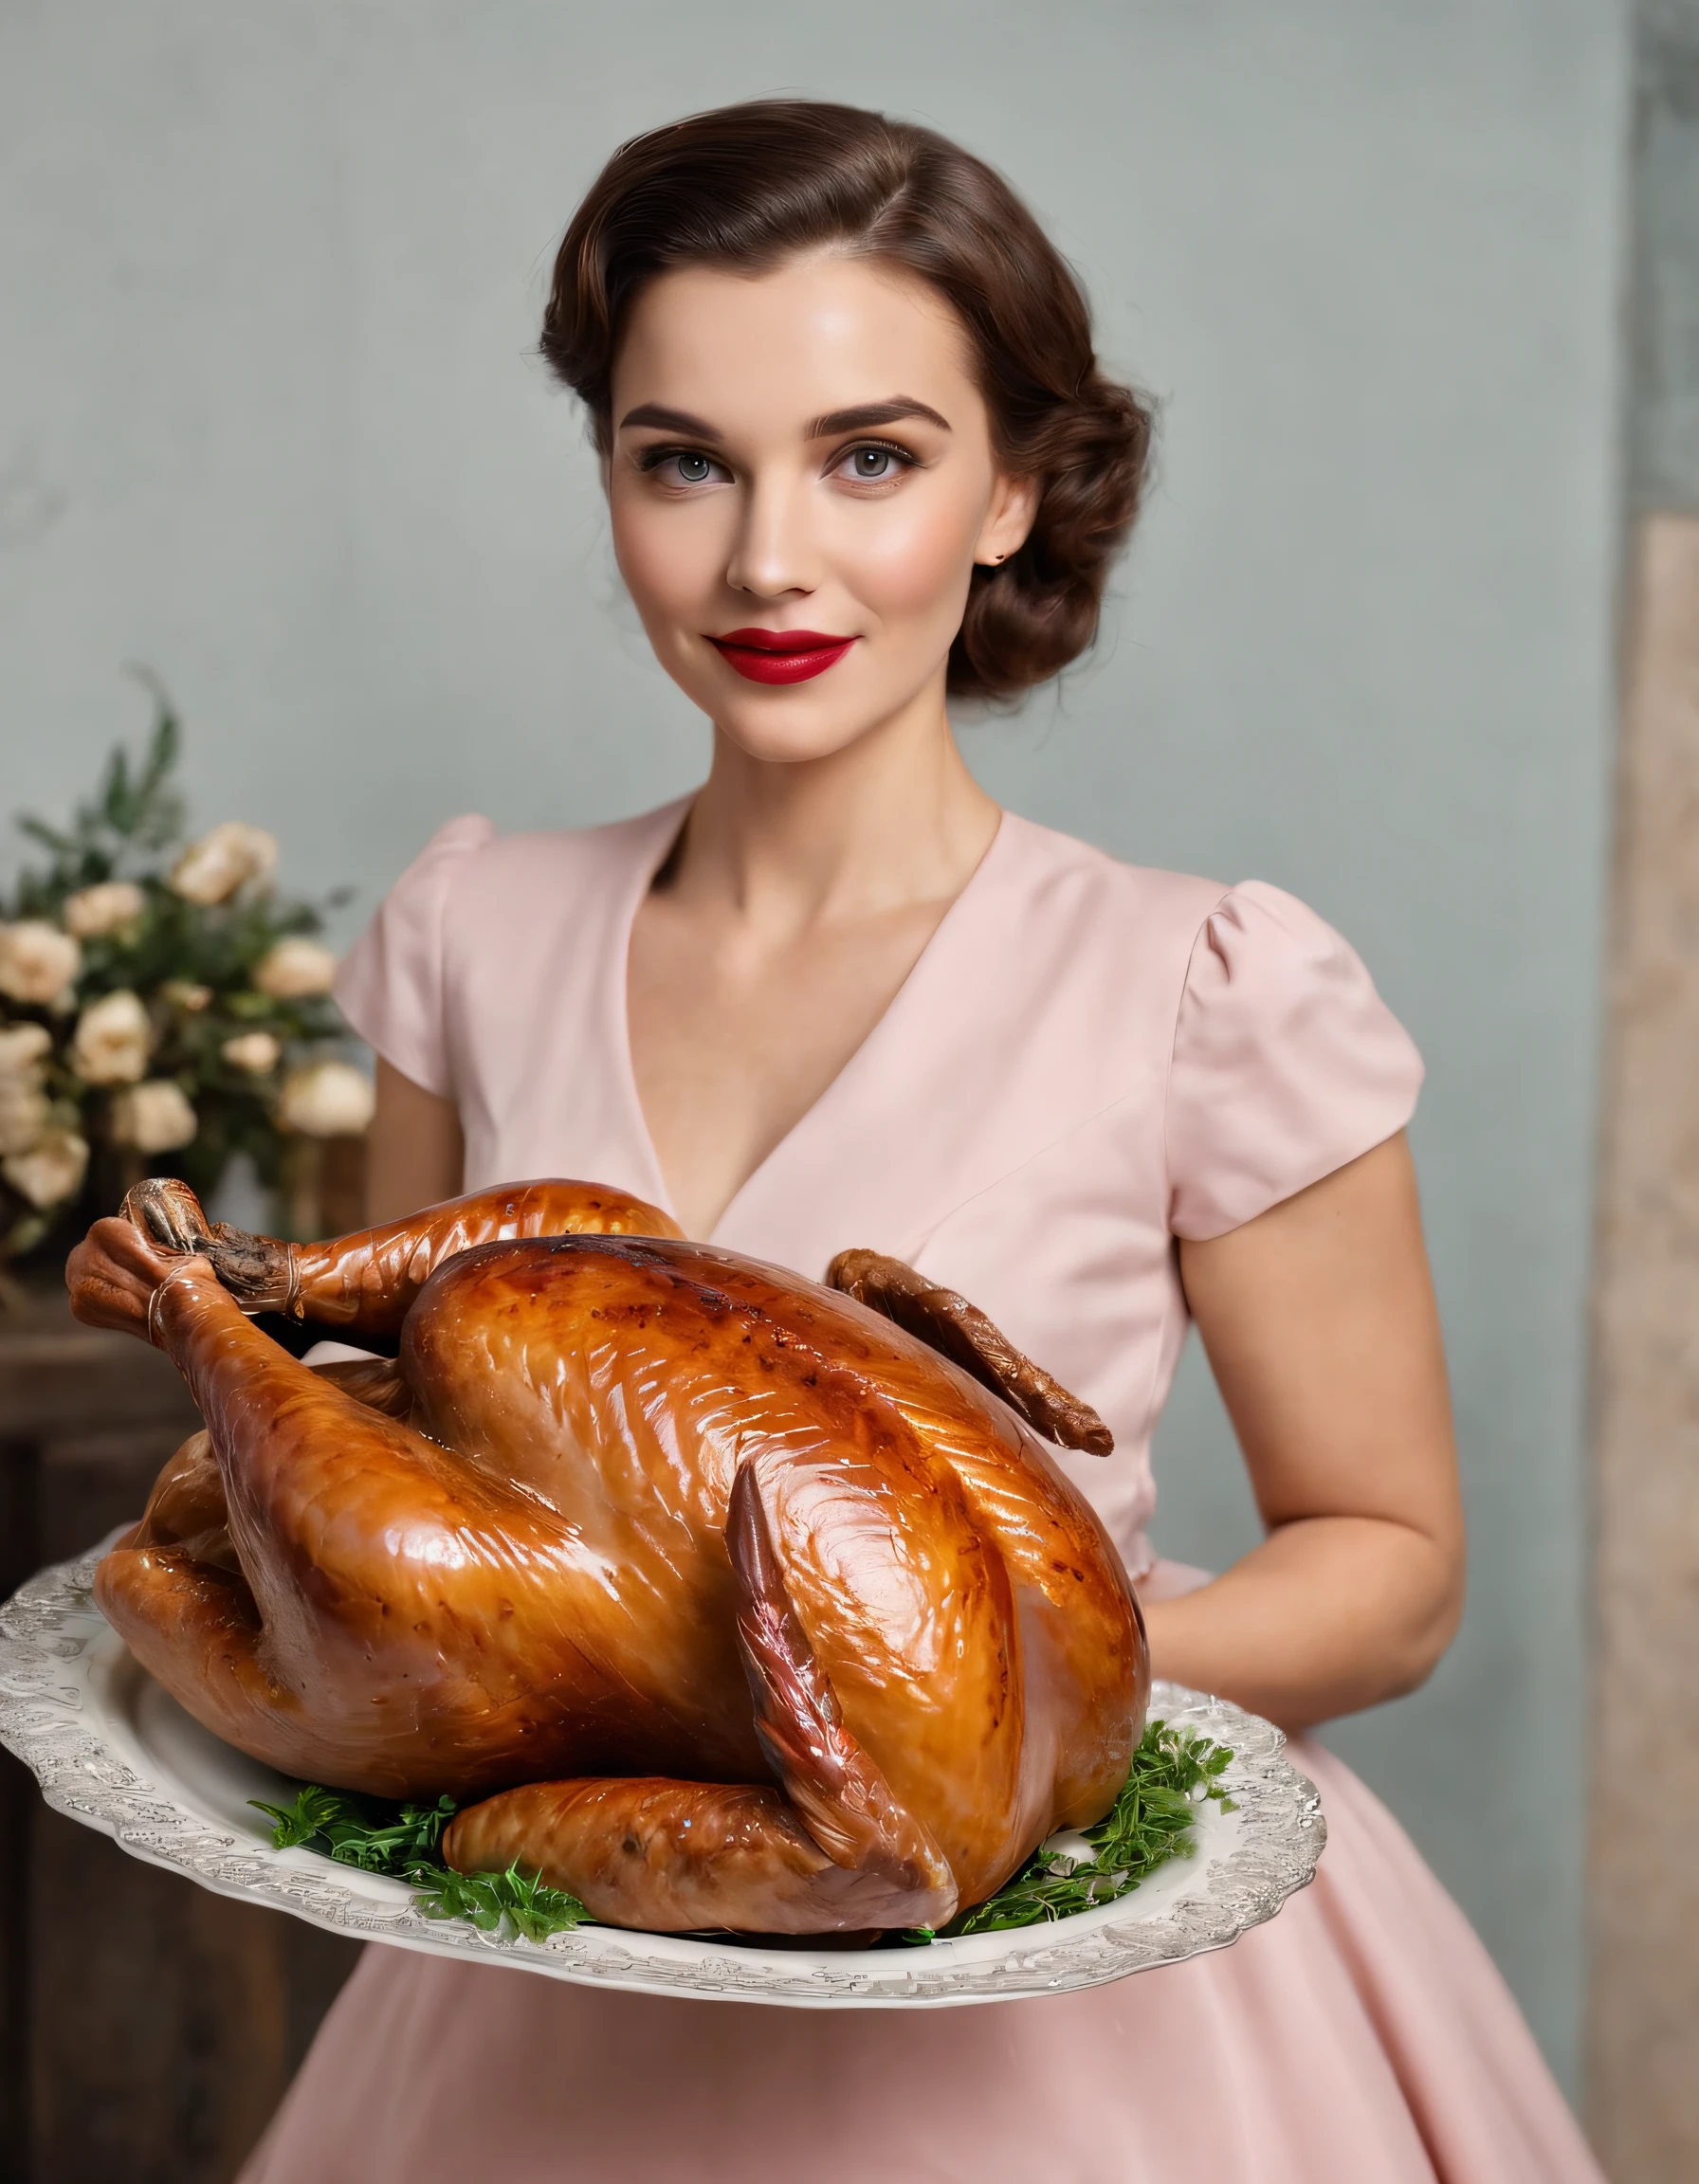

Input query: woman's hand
[1148,1131,1464,1733]
[366,1057,465,1225]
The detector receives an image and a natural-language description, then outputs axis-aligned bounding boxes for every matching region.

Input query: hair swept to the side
[543,100,1154,701]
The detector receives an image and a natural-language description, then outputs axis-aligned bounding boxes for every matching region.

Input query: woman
[246,100,1600,2184]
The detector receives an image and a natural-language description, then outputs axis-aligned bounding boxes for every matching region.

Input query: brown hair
[541,100,1155,701]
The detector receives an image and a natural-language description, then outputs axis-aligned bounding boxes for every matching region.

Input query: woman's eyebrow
[616,396,952,440]
[618,402,721,436]
[808,398,951,437]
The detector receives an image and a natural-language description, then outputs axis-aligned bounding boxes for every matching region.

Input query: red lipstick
[708,628,856,684]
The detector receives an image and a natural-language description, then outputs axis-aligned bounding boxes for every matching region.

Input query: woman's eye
[641,449,727,487]
[835,445,910,483]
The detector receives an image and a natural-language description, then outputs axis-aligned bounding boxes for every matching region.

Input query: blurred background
[2,1,1695,2177]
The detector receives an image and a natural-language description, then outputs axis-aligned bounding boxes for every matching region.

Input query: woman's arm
[365,1057,465,1225]
[1143,1131,1464,1732]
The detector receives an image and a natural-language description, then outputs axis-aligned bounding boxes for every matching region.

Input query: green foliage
[411,1862,592,1944]
[251,1785,457,1871]
[0,679,355,1260]
[254,1726,1233,1954]
[935,1720,1236,1939]
[10,672,187,901]
[252,1784,590,1945]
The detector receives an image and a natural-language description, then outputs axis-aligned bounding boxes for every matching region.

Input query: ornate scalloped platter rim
[0,1543,1326,2010]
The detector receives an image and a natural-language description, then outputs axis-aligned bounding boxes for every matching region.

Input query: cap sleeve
[332,814,497,1099]
[1165,881,1423,1241]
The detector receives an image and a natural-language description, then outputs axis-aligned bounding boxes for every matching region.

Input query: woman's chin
[711,709,885,767]
[695,676,944,770]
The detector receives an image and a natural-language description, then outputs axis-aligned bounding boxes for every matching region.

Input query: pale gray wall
[1635,0,1699,512]
[0,0,1627,2094]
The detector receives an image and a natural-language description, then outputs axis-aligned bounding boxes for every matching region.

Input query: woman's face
[605,253,1036,763]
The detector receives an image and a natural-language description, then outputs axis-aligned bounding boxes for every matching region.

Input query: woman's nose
[723,470,816,598]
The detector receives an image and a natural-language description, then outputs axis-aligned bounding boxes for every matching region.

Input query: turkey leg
[206,1179,682,1338]
[66,1176,681,1346]
[92,1231,705,1798]
[442,1465,959,1935]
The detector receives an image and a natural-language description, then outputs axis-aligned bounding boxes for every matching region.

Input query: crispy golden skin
[68,1180,1146,1934]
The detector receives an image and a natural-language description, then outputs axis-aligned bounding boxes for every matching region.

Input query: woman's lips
[707,628,857,684]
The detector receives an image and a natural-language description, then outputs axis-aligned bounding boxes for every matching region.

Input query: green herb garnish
[252,1718,1231,1951]
[934,1718,1236,1940]
[250,1783,588,1943]
[411,1860,591,1943]
[251,1785,456,1870]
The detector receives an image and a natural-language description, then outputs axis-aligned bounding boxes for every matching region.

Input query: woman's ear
[974,473,1040,567]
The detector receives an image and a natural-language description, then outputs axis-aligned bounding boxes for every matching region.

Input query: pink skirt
[241,1574,1602,2184]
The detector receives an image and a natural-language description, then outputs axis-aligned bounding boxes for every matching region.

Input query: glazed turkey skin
[72,1179,1148,1935]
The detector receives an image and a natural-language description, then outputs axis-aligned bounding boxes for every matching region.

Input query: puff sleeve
[1165,881,1423,1241]
[332,814,496,1099]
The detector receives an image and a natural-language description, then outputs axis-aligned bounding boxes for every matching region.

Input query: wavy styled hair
[541,100,1154,701]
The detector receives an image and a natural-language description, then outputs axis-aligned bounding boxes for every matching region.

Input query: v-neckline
[610,797,1011,1244]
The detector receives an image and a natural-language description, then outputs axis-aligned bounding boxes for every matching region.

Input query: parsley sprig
[251,1783,590,1943]
[253,1783,456,1868]
[411,1861,593,1943]
[909,1719,1236,1942]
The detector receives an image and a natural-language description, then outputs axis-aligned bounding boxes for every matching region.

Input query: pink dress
[243,802,1601,2184]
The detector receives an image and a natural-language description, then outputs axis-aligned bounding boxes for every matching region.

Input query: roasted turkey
[67,1177,1147,1936]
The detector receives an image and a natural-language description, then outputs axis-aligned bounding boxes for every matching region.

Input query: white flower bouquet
[0,687,374,1264]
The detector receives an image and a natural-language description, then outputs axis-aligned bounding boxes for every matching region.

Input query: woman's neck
[666,685,1002,936]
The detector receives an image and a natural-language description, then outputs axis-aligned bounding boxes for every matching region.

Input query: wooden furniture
[0,1289,359,2184]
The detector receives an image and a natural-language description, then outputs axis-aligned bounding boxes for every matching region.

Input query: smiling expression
[605,254,1037,763]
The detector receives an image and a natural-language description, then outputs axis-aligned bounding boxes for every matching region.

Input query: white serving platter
[0,1538,1324,2009]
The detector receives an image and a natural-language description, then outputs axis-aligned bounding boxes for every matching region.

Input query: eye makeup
[631,438,922,489]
